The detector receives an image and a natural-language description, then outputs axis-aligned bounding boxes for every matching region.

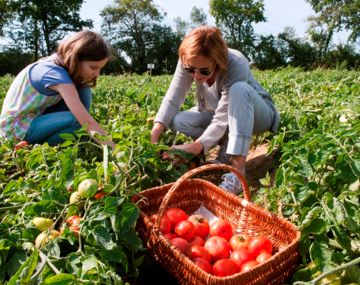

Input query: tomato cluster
[151,207,274,277]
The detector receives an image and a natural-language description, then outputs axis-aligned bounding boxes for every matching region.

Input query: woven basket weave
[132,164,300,285]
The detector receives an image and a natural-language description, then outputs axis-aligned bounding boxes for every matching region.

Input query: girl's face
[182,55,216,84]
[78,58,109,84]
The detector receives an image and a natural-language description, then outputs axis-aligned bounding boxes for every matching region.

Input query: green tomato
[32,217,54,231]
[35,230,60,248]
[77,179,98,198]
[69,191,82,204]
[317,273,342,285]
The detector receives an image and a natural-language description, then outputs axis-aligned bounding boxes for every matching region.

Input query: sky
[80,0,349,44]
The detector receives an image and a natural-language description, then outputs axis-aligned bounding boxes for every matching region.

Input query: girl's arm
[50,83,115,149]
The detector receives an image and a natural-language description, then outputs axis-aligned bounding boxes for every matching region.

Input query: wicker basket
[132,164,300,285]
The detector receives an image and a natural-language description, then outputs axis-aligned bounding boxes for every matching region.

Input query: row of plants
[0,68,359,284]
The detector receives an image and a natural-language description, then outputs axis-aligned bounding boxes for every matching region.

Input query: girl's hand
[151,122,165,144]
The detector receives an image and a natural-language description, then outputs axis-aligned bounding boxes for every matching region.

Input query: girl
[151,26,280,194]
[0,30,115,149]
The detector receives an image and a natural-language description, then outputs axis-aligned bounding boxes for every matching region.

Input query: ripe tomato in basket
[188,214,210,239]
[209,219,233,241]
[241,260,259,272]
[248,236,273,258]
[188,235,205,246]
[190,245,211,262]
[204,236,231,262]
[150,214,172,234]
[229,233,251,251]
[175,220,196,240]
[164,207,188,230]
[193,257,212,274]
[230,248,252,269]
[212,259,239,277]
[170,237,191,257]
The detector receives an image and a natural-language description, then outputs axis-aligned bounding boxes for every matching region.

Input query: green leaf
[42,273,75,285]
[82,255,98,274]
[118,202,139,233]
[92,225,117,250]
[24,200,56,216]
[301,218,327,235]
[310,241,332,270]
[8,249,38,285]
[331,226,352,251]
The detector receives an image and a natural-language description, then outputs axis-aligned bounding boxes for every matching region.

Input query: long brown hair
[56,30,110,87]
[179,26,228,75]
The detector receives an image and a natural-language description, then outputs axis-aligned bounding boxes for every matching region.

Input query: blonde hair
[56,30,110,87]
[179,26,228,74]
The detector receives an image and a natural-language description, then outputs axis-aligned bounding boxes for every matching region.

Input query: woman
[151,26,280,194]
[0,30,114,149]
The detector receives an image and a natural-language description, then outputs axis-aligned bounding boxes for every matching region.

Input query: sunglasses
[183,64,215,76]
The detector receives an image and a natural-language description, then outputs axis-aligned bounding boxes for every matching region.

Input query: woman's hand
[171,140,203,155]
[151,122,165,143]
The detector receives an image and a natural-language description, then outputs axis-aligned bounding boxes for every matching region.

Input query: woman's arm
[50,83,115,148]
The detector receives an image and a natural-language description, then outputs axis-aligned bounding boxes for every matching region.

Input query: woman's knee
[229,82,254,105]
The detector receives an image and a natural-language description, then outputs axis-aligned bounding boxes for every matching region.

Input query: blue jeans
[169,82,276,156]
[24,87,92,146]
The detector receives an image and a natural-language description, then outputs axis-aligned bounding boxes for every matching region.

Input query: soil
[244,142,280,190]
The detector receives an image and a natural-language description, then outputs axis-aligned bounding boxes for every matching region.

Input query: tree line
[0,0,359,76]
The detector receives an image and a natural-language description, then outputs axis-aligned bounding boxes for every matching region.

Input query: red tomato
[66,215,81,226]
[241,260,259,272]
[14,140,29,151]
[190,245,211,262]
[170,237,191,257]
[256,252,272,263]
[150,214,172,234]
[163,232,177,240]
[204,236,231,262]
[94,190,106,199]
[209,219,233,241]
[229,233,251,251]
[175,220,196,240]
[165,208,188,230]
[230,248,252,270]
[248,236,273,258]
[188,235,205,246]
[188,214,210,239]
[212,259,239,277]
[193,258,212,274]
[69,225,80,237]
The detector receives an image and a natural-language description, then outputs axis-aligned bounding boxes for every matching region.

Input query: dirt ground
[244,143,280,189]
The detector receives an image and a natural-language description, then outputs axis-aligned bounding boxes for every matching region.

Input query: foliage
[305,0,360,43]
[209,0,266,58]
[101,0,180,75]
[4,0,93,59]
[1,68,359,283]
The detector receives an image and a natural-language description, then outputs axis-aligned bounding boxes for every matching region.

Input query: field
[0,68,359,284]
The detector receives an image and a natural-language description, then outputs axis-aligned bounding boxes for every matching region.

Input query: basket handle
[155,163,250,229]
